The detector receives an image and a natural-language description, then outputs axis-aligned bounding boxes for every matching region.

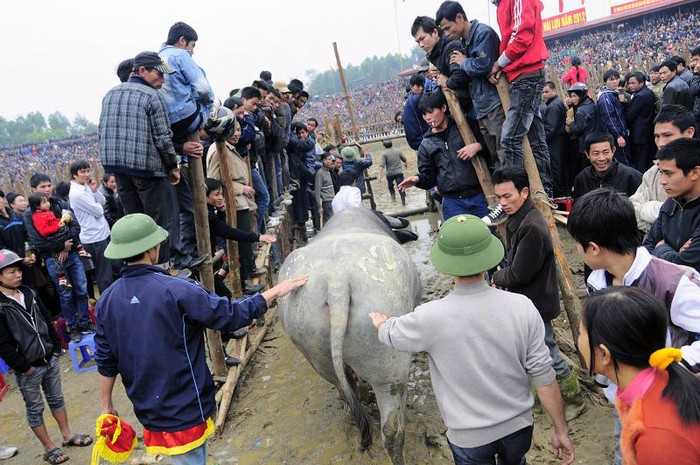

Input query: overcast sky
[0,0,495,124]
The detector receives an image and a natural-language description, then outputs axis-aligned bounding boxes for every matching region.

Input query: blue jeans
[45,251,90,330]
[500,76,553,197]
[171,443,207,465]
[448,425,533,465]
[442,193,490,221]
[15,356,66,428]
[252,168,270,233]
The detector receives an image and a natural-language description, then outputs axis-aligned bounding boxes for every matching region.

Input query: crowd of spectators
[3,7,700,187]
[0,135,98,191]
[296,78,407,137]
[546,6,700,79]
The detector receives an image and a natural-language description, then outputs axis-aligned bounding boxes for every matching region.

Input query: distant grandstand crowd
[2,4,700,191]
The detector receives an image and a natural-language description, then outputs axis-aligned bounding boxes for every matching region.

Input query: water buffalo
[277,207,421,464]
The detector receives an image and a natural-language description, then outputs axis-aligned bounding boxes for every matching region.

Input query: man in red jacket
[489,0,553,197]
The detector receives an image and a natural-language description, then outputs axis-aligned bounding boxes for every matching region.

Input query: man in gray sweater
[369,214,574,465]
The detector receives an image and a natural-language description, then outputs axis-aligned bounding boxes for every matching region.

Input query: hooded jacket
[0,285,60,373]
[95,264,268,431]
[495,0,548,81]
[0,207,28,256]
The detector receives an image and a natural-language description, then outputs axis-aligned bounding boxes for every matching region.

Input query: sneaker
[244,283,265,295]
[0,446,18,459]
[58,276,72,290]
[80,323,96,334]
[224,355,241,367]
[167,267,192,279]
[186,255,208,270]
[250,267,268,278]
[70,328,82,343]
[482,204,507,226]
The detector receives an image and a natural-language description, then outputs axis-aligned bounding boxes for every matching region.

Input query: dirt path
[0,138,615,464]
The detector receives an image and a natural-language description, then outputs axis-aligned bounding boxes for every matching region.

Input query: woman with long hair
[578,286,700,464]
[562,56,588,86]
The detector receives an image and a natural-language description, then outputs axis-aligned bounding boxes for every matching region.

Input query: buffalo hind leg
[372,381,406,465]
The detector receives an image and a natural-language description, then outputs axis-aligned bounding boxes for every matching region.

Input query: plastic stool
[0,374,7,401]
[68,333,97,373]
[553,197,574,212]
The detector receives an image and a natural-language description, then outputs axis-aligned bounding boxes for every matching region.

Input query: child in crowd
[579,286,700,464]
[28,194,89,290]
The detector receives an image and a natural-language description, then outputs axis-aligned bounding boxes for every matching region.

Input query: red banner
[611,0,665,15]
[542,8,587,33]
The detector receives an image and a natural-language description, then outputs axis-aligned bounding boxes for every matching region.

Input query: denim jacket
[458,20,502,119]
[158,45,214,125]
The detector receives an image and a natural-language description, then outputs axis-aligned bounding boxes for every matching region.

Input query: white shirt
[69,181,110,244]
[331,186,362,214]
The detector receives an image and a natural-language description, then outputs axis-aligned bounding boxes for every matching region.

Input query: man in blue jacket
[402,74,431,152]
[596,70,630,166]
[95,214,307,465]
[437,0,506,168]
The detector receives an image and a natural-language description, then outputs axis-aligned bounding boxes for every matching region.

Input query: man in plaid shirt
[98,51,181,265]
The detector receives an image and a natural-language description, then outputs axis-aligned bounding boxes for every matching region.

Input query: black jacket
[644,196,700,271]
[208,204,259,255]
[0,208,27,256]
[570,98,599,153]
[415,118,483,198]
[23,196,81,256]
[98,184,124,228]
[662,77,694,112]
[543,96,567,142]
[427,38,472,108]
[0,286,60,373]
[690,72,700,120]
[491,198,560,321]
[572,161,642,199]
[625,86,656,145]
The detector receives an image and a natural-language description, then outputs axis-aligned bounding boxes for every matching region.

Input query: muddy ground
[1,137,614,464]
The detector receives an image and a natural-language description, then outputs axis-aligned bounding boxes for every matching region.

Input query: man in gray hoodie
[369,214,574,465]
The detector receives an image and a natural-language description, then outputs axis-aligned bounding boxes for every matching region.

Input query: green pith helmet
[340,146,358,162]
[104,214,168,259]
[430,214,504,276]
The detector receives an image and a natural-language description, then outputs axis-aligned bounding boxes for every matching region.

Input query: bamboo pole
[494,77,585,367]
[332,114,342,145]
[215,306,277,432]
[333,42,377,211]
[214,140,243,297]
[442,88,496,206]
[187,133,227,377]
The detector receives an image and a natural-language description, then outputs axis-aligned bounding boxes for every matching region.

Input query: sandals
[61,433,92,447]
[43,447,69,464]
